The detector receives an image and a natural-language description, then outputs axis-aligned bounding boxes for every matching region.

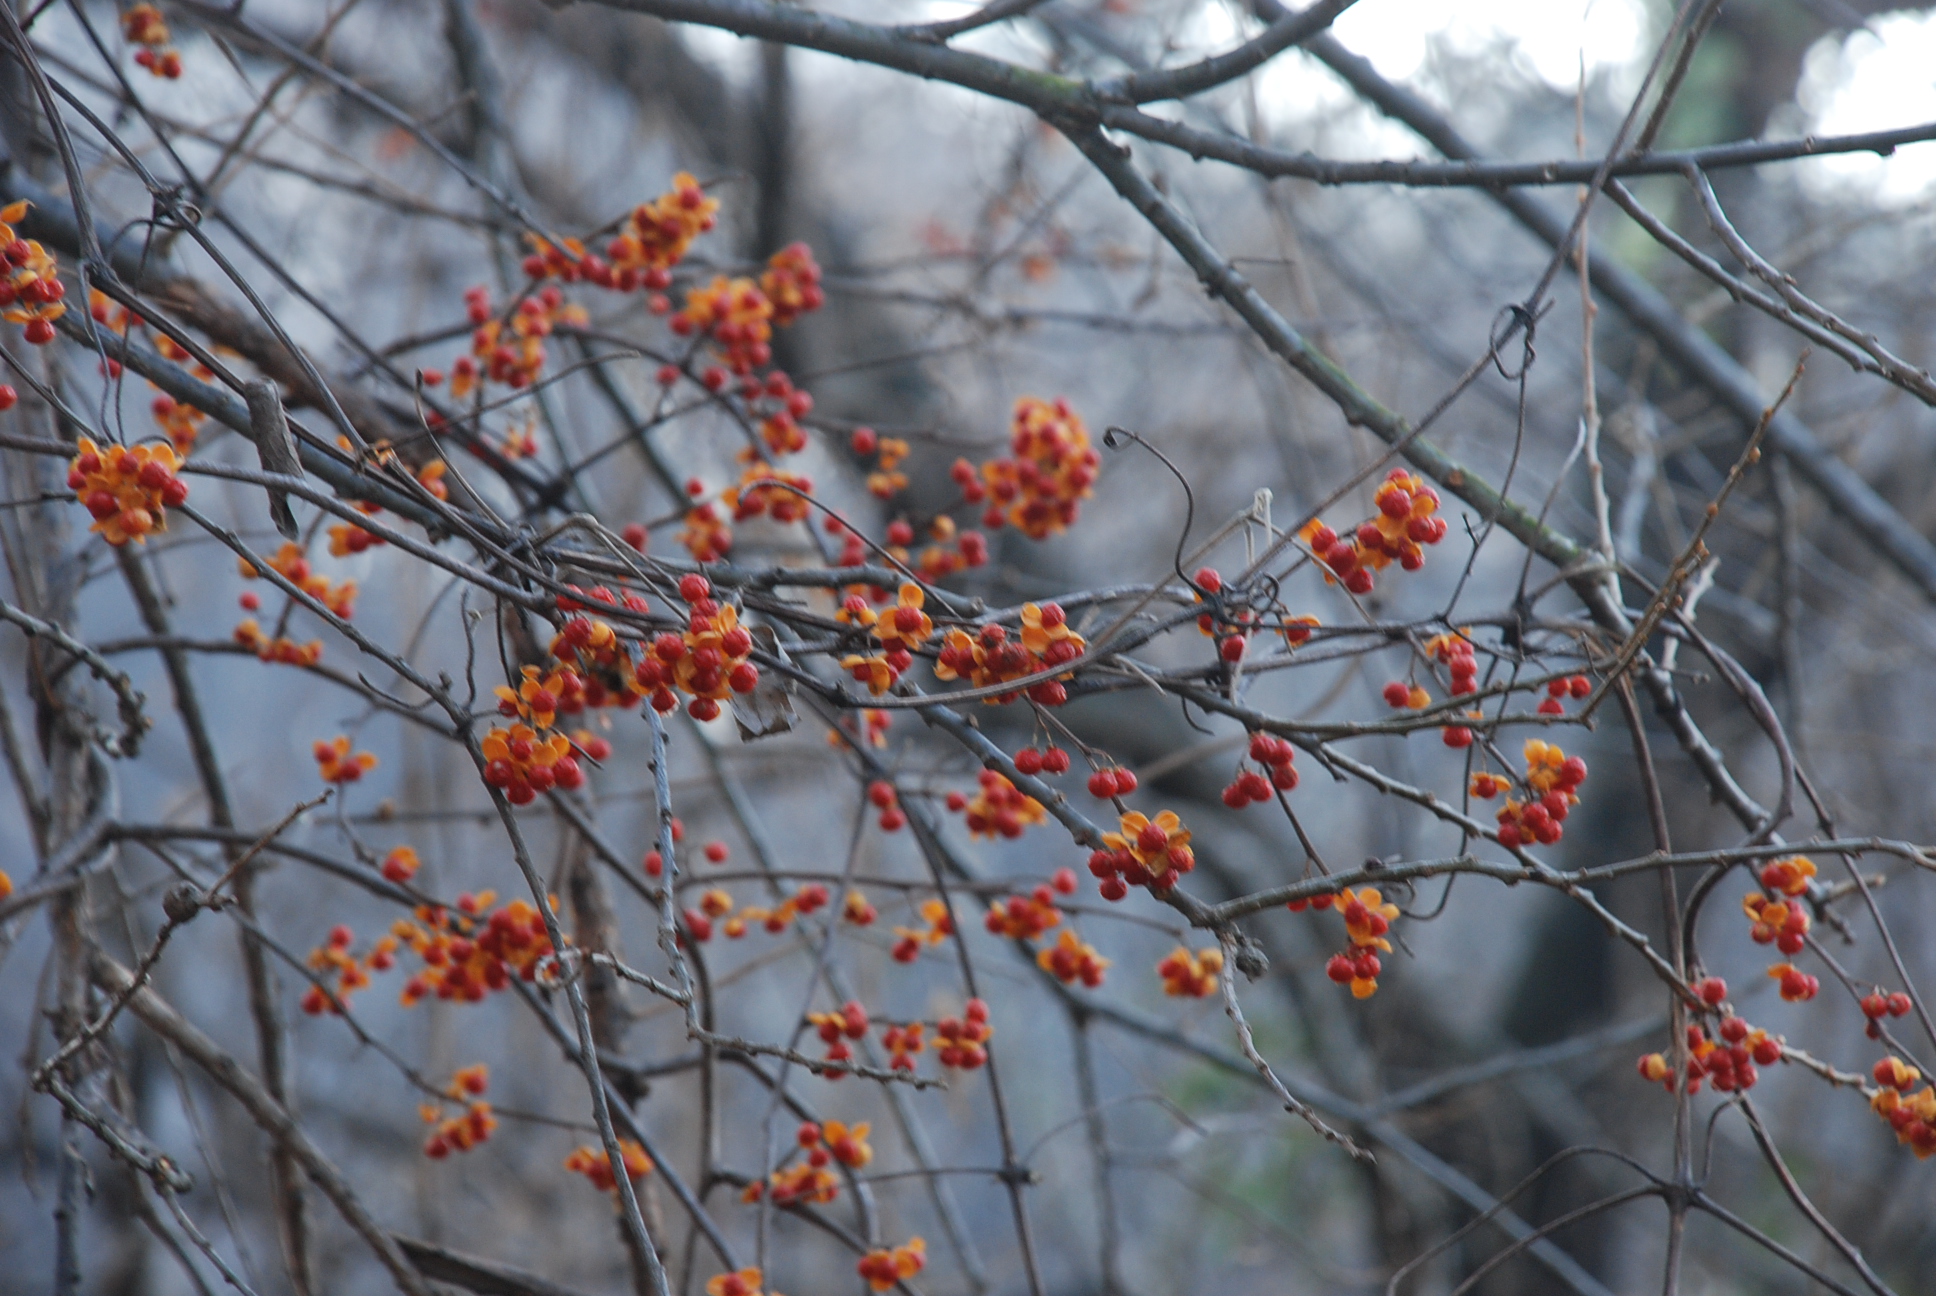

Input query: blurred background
[4,1,1936,1293]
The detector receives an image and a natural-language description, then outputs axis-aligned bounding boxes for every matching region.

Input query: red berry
[703,841,729,864]
[678,573,711,602]
[1014,747,1042,775]
[1041,747,1070,774]
[1696,977,1727,1005]
[1382,681,1409,708]
[1112,769,1138,795]
[0,385,15,411]
[1087,770,1116,799]
[1194,566,1222,593]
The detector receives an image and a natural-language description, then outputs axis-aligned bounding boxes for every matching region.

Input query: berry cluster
[1084,766,1139,799]
[121,5,183,78]
[1093,809,1196,896]
[1859,987,1914,1039]
[934,999,993,1069]
[1474,740,1588,848]
[806,999,870,1073]
[890,899,953,963]
[1758,855,1816,897]
[742,1162,837,1207]
[564,1139,653,1191]
[934,602,1084,706]
[1424,631,1482,742]
[1037,928,1109,987]
[313,735,378,785]
[909,519,992,582]
[1012,745,1072,777]
[864,780,907,832]
[1221,732,1299,807]
[760,242,825,326]
[450,284,586,397]
[239,542,358,619]
[949,771,1047,840]
[67,438,188,546]
[1322,887,1399,998]
[394,893,559,1005]
[1,202,64,345]
[678,497,733,562]
[149,393,207,453]
[232,618,322,667]
[871,583,935,656]
[1742,891,1811,954]
[420,1065,495,1159]
[634,574,760,721]
[736,1118,871,1206]
[605,173,718,287]
[480,721,580,804]
[720,883,830,941]
[673,276,776,375]
[1639,1014,1784,1095]
[881,1021,923,1071]
[958,397,1099,540]
[1768,961,1820,1001]
[1299,469,1447,596]
[800,1119,872,1169]
[837,583,935,696]
[985,886,1064,939]
[548,613,645,715]
[682,888,734,943]
[1871,1058,1936,1158]
[299,922,394,1014]
[88,295,215,450]
[1537,673,1593,715]
[1157,946,1224,998]
[857,428,910,499]
[724,463,813,524]
[858,1238,927,1293]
